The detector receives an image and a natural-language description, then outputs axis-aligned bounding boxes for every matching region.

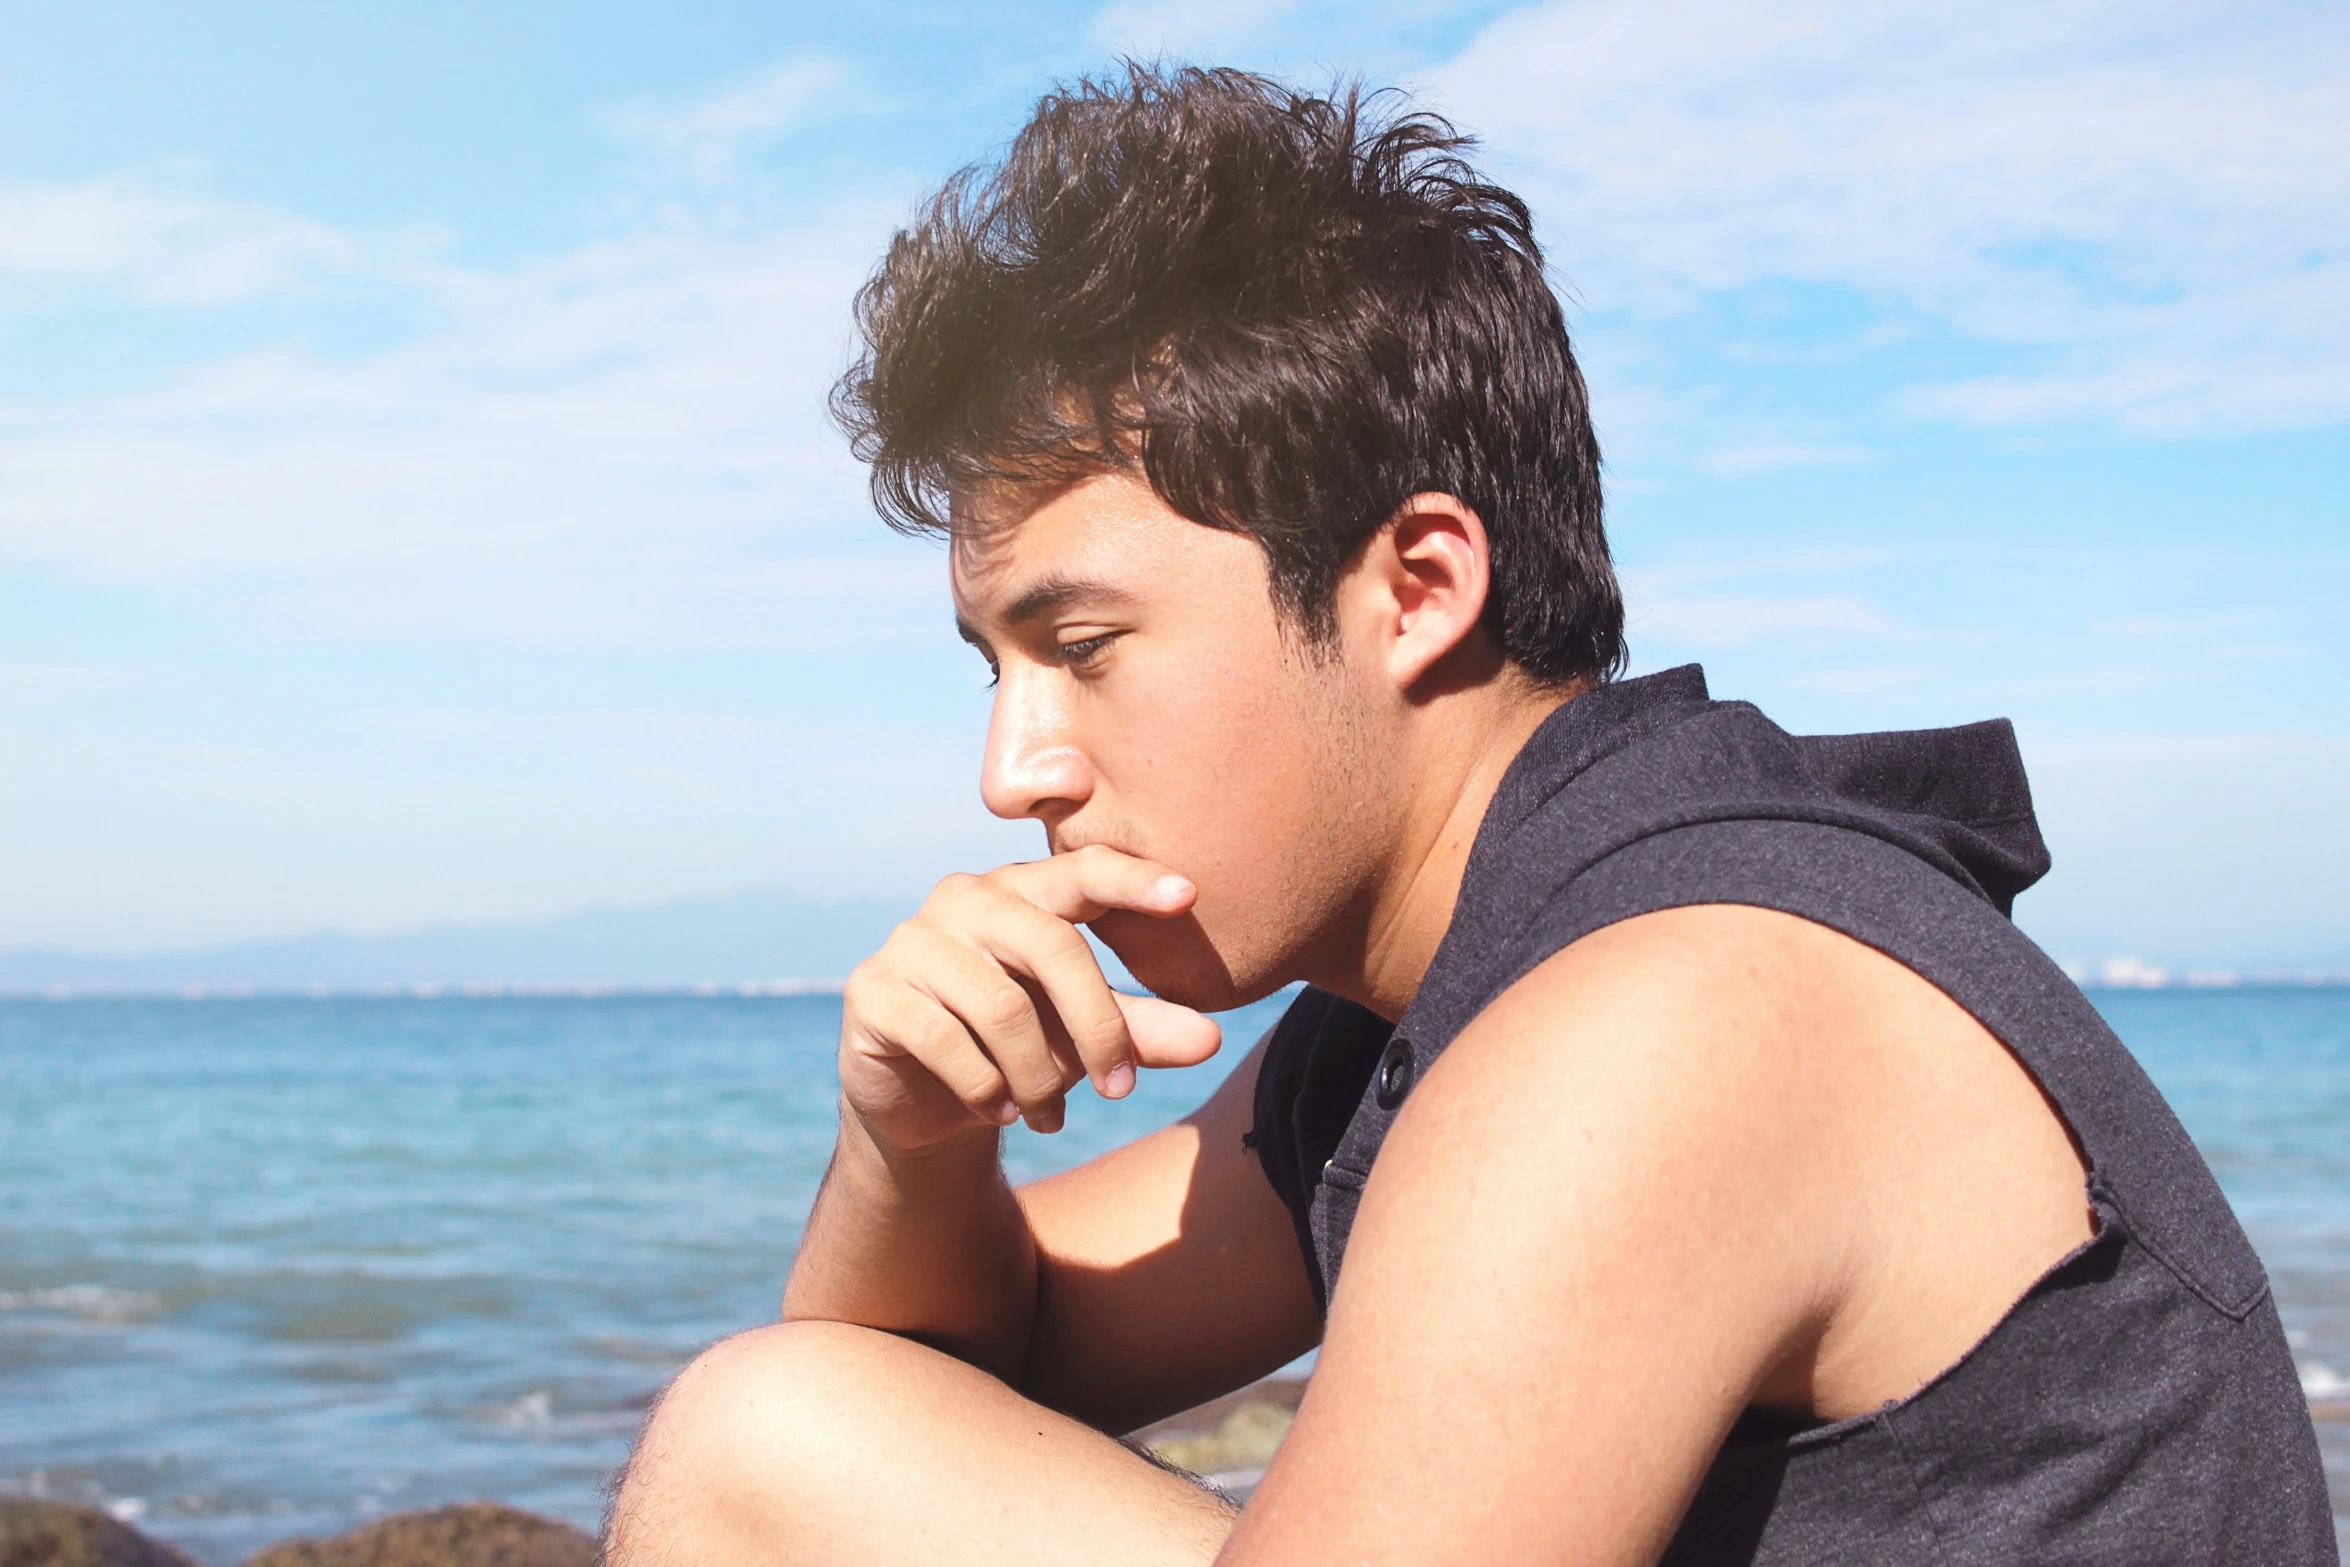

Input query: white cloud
[1090,0,1302,57]
[1793,664,1930,697]
[1435,0,2350,432]
[0,53,946,654]
[1629,590,1906,650]
[607,53,859,188]
[0,172,388,305]
[0,189,936,651]
[1619,547,1912,650]
[0,660,180,702]
[1692,440,1873,479]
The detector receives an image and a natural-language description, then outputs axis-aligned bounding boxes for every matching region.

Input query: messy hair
[831,62,1624,685]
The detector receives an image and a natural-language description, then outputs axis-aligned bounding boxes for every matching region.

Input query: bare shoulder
[1455,902,2093,1416]
[1219,905,2092,1565]
[1224,910,1870,1563]
[1393,905,1896,1219]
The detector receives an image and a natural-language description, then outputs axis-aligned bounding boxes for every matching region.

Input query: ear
[1346,492,1496,692]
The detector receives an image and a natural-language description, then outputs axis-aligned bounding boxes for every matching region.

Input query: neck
[1324,675,1580,1022]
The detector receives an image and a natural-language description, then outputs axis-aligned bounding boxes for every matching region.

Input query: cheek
[1101,627,1290,799]
[1162,676,1376,931]
[1091,668,1383,1006]
[1132,668,1324,861]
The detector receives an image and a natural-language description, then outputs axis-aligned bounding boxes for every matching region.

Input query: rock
[1132,1374,1309,1477]
[0,1500,198,1567]
[1141,1402,1294,1476]
[239,1503,596,1567]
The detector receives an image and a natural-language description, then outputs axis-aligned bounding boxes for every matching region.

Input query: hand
[839,846,1225,1156]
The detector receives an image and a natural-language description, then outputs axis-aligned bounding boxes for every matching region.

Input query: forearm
[785,848,1220,1384]
[781,1107,1039,1380]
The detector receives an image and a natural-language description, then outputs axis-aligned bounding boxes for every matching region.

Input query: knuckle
[913,1014,968,1061]
[890,911,943,951]
[922,876,982,921]
[840,963,888,1013]
[999,1050,1059,1099]
[1074,1013,1129,1060]
[1021,901,1086,951]
[946,871,1021,919]
[974,984,1035,1034]
[1010,1070,1061,1105]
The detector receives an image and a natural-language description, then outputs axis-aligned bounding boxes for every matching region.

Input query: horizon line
[5,976,2349,1003]
[0,979,851,1002]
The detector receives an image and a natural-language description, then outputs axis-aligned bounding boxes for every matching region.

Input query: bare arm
[782,1033,1318,1428]
[1219,916,1831,1566]
[1014,1033,1321,1433]
[1219,905,2089,1565]
[781,1101,1039,1375]
[782,847,1319,1425]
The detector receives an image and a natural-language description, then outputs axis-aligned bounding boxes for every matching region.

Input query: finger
[1018,1081,1068,1137]
[1114,992,1224,1070]
[847,974,1017,1126]
[953,892,1139,1099]
[898,925,1077,1116]
[991,844,1196,926]
[1017,979,1090,1086]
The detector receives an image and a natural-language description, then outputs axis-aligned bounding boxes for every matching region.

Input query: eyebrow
[955,573,1136,645]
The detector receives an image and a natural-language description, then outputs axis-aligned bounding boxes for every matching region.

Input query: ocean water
[2,987,2344,1561]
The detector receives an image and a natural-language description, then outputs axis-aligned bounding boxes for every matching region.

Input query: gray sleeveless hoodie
[1249,666,2335,1563]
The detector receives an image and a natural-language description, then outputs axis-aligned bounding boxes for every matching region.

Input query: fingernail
[1103,1062,1136,1099]
[995,1099,1020,1126]
[1153,875,1190,903]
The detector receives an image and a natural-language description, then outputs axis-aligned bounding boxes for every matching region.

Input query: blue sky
[1,0,2344,972]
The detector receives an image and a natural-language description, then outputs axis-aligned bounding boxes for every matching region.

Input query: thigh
[609,1319,1236,1567]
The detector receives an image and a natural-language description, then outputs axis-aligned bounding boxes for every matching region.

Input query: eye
[1058,633,1118,668]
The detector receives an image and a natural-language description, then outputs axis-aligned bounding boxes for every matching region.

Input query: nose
[979,670,1093,824]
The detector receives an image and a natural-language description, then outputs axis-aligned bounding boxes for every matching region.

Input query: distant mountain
[0,890,920,995]
[8,893,2334,998]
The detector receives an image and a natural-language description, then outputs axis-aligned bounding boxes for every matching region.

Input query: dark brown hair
[831,63,1624,684]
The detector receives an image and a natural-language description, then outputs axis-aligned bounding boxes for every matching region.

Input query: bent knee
[630,1319,975,1509]
[642,1320,903,1478]
[609,1322,878,1560]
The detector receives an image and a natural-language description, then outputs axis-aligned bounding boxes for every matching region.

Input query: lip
[1047,814,1158,862]
[1051,839,1135,858]
[1048,826,1128,855]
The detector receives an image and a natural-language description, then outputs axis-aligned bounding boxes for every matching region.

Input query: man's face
[951,472,1396,1010]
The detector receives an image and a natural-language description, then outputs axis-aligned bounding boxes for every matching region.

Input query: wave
[0,1285,162,1324]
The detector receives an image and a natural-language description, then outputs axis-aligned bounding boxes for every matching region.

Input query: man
[606,66,2334,1565]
